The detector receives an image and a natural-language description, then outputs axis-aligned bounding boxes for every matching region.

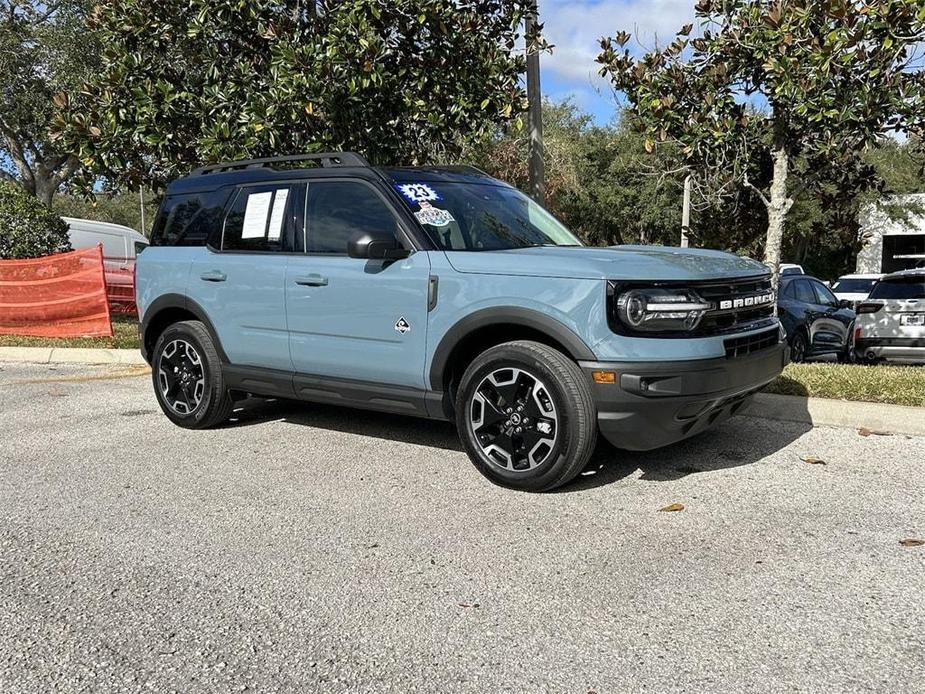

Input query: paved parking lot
[1,361,923,693]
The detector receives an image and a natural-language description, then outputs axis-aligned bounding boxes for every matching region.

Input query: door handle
[294,274,329,287]
[200,270,226,282]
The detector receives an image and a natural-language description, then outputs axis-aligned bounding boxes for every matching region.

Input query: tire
[790,330,808,363]
[151,320,234,429]
[455,340,597,492]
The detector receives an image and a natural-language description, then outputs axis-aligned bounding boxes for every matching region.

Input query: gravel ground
[1,362,923,694]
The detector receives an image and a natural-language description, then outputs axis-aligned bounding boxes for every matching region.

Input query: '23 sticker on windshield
[395,183,455,228]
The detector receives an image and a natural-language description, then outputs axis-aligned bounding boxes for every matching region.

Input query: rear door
[186,182,304,371]
[285,179,431,389]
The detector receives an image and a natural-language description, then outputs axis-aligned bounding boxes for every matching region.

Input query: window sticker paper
[242,191,273,239]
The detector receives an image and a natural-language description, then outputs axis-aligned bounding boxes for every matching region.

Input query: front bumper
[580,342,788,451]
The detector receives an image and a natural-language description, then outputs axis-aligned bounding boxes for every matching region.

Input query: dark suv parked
[777,274,855,362]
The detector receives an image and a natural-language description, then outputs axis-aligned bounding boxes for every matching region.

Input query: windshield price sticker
[414,201,455,227]
[396,183,441,204]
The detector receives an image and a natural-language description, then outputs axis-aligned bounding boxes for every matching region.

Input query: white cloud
[539,0,695,84]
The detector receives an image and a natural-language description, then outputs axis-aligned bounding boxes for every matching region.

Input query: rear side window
[305,181,399,254]
[869,276,925,300]
[222,184,303,253]
[150,190,231,247]
[793,280,815,304]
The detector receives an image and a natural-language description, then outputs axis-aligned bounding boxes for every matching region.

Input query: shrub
[0,180,72,259]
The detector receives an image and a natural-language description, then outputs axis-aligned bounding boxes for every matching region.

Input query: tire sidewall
[790,331,807,363]
[456,347,581,491]
[151,323,222,428]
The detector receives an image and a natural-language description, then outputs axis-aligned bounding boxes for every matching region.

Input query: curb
[0,347,146,366]
[744,393,925,438]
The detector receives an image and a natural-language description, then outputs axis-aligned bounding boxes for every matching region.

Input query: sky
[538,0,696,124]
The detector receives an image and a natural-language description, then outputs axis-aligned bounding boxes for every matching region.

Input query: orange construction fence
[0,246,113,338]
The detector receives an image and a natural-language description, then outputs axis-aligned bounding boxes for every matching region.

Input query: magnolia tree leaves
[596,0,925,268]
[55,0,539,190]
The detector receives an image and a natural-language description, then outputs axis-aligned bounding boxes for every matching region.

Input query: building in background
[857,194,925,273]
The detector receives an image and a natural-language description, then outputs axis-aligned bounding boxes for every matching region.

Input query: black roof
[165,152,506,195]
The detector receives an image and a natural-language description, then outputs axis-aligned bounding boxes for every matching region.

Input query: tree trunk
[762,145,794,288]
[33,176,57,208]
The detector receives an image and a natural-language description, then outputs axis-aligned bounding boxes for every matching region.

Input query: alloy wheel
[157,339,205,415]
[468,367,559,472]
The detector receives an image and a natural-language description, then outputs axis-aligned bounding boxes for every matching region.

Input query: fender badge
[395,317,411,334]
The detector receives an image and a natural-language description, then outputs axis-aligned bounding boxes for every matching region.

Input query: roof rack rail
[191,152,369,176]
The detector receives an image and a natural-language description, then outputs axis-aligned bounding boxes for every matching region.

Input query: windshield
[868,275,925,300]
[832,278,878,293]
[392,181,582,251]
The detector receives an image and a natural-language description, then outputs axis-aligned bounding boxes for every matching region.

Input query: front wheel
[790,331,808,363]
[455,341,597,492]
[151,320,234,429]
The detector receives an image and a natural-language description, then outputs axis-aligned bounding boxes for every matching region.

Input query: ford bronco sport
[137,152,788,491]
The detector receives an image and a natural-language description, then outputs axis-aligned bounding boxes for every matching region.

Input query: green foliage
[0,1,99,204]
[466,101,684,246]
[53,190,158,235]
[0,180,72,258]
[58,0,539,190]
[597,0,925,272]
[470,99,925,279]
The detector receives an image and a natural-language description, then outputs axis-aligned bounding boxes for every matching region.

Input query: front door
[286,179,431,389]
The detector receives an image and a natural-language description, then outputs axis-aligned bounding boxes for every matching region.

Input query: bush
[0,180,72,259]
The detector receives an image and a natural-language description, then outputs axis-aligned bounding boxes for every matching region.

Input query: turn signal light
[592,370,616,384]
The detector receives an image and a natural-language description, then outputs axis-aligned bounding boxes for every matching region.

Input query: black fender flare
[428,306,597,390]
[140,293,228,364]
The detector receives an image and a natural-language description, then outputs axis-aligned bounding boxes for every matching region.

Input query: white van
[62,217,149,309]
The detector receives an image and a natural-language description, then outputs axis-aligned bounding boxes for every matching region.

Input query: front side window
[811,281,839,307]
[392,181,581,251]
[223,184,302,252]
[869,275,925,300]
[305,181,400,254]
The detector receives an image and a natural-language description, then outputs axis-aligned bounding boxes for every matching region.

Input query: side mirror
[347,231,410,261]
[838,299,853,309]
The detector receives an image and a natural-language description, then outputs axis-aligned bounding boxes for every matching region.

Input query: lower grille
[723,327,779,359]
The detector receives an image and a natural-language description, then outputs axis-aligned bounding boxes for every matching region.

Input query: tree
[467,100,685,246]
[54,190,158,234]
[57,0,541,191]
[597,0,925,282]
[0,1,98,206]
[0,179,71,258]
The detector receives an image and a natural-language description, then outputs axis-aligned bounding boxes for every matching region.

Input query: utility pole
[139,186,146,235]
[525,1,545,205]
[680,175,691,248]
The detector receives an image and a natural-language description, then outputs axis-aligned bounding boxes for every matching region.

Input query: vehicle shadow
[222,390,813,491]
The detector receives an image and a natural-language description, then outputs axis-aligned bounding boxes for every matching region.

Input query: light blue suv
[137,152,787,491]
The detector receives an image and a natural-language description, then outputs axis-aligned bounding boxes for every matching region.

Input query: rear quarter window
[150,189,232,247]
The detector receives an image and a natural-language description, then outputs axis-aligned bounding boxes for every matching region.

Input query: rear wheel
[151,320,234,429]
[455,341,597,492]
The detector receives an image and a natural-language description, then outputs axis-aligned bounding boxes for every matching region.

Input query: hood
[443,245,769,281]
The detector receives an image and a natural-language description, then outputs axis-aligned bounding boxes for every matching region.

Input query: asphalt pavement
[1,361,923,693]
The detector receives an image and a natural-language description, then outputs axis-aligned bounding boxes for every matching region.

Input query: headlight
[615,287,712,333]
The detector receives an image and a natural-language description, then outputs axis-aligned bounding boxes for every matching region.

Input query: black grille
[695,277,776,335]
[723,327,779,359]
